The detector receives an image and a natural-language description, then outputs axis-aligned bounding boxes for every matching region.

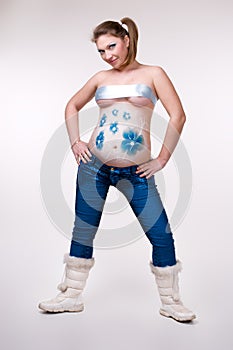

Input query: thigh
[76,159,109,214]
[118,174,169,233]
[72,158,110,244]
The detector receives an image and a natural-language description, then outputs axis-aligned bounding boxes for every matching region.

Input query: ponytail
[120,17,138,66]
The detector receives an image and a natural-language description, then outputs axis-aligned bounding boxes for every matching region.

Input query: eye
[108,43,116,50]
[98,49,105,55]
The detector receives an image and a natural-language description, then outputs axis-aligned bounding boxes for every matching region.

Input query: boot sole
[160,309,196,323]
[38,304,84,313]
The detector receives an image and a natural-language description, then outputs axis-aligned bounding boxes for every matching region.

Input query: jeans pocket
[79,155,98,178]
[132,172,148,185]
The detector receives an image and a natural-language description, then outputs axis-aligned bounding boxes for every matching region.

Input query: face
[96,34,129,69]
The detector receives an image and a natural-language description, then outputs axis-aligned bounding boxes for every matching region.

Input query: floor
[1,217,232,350]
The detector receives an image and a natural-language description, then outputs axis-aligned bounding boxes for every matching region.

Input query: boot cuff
[150,260,182,276]
[64,253,95,269]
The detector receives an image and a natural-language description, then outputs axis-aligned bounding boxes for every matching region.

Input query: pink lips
[109,58,118,65]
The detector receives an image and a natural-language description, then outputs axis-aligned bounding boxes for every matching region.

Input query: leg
[117,173,196,322]
[70,157,110,258]
[38,157,110,313]
[38,254,94,313]
[117,174,176,267]
[150,261,196,322]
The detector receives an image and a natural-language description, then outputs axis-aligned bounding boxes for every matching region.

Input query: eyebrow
[97,42,116,53]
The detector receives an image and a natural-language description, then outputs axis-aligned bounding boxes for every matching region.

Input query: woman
[38,17,196,322]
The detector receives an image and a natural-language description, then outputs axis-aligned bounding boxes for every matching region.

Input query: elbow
[170,113,186,134]
[64,102,79,119]
[181,113,186,125]
[178,114,186,131]
[170,113,186,124]
[172,113,186,126]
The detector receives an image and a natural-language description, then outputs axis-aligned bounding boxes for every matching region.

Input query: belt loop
[131,164,137,175]
[90,153,99,170]
[93,154,105,173]
[92,153,97,167]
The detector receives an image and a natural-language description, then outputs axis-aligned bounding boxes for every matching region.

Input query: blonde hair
[91,17,139,67]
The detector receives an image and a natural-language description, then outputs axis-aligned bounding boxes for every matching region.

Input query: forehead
[96,34,122,48]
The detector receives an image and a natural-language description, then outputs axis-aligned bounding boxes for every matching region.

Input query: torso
[88,82,158,166]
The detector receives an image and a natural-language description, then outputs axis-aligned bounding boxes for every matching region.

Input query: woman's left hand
[135,157,167,179]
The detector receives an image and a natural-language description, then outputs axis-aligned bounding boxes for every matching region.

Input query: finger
[85,148,92,158]
[136,167,144,174]
[80,154,87,163]
[136,165,149,175]
[139,168,152,177]
[73,150,83,164]
[146,172,153,179]
[140,170,152,178]
[138,166,148,173]
[139,171,147,177]
[147,168,157,178]
[83,152,91,162]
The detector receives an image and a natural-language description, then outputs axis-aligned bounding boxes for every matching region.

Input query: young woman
[38,17,196,322]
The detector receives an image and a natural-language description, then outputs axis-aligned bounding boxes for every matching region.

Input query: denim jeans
[70,154,176,267]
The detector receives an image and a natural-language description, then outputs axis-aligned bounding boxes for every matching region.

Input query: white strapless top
[95,84,157,105]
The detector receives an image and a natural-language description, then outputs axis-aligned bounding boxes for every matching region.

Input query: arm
[65,73,99,164]
[136,66,186,178]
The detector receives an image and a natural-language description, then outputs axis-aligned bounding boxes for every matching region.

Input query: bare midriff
[88,99,154,167]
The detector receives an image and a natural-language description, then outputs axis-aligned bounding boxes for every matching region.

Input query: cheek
[122,47,129,57]
[119,45,128,56]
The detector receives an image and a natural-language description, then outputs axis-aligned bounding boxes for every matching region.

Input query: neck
[115,60,140,72]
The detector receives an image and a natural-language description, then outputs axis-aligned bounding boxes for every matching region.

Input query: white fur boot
[38,254,94,313]
[150,261,196,322]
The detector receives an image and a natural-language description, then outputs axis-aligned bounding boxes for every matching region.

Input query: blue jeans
[70,154,176,267]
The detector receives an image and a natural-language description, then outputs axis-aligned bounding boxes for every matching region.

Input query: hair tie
[118,21,129,33]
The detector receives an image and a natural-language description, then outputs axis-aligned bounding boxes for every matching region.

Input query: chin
[114,62,124,70]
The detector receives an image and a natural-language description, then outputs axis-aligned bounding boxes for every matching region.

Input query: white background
[1,0,233,349]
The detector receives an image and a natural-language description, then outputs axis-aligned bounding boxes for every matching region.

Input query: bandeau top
[95,84,157,105]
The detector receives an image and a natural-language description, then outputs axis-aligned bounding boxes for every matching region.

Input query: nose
[105,50,113,60]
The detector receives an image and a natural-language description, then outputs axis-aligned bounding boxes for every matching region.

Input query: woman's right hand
[71,140,92,165]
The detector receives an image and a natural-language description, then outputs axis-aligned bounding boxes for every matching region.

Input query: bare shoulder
[143,65,184,113]
[85,70,106,87]
[142,65,169,80]
[145,65,176,92]
[138,64,171,85]
[91,69,113,87]
[65,70,110,110]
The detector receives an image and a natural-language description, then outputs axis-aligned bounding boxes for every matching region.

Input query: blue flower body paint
[121,129,144,155]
